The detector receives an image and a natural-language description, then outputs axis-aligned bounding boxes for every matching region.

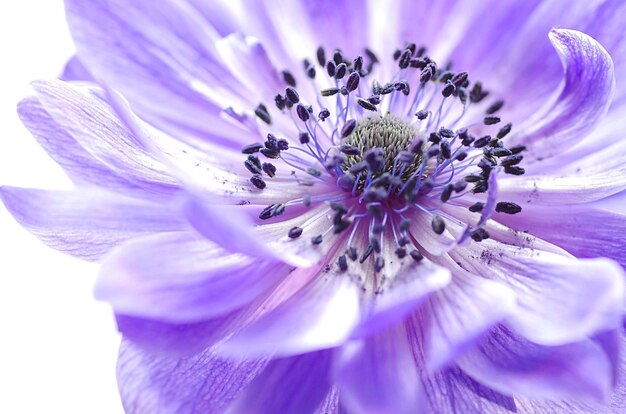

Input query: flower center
[239,42,526,284]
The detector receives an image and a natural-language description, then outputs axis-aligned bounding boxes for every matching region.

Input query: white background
[0,1,123,413]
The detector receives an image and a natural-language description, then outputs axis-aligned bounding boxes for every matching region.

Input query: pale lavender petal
[458,326,613,401]
[510,29,615,162]
[351,259,450,339]
[334,326,423,414]
[455,243,626,345]
[31,80,179,198]
[221,274,360,357]
[17,96,143,194]
[418,257,517,371]
[0,187,184,261]
[60,56,94,81]
[496,205,626,268]
[96,231,290,322]
[227,350,333,414]
[117,339,266,414]
[65,0,255,147]
[115,312,245,356]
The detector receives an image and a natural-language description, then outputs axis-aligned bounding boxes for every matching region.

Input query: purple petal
[31,80,179,198]
[96,231,290,322]
[221,274,360,357]
[215,33,285,102]
[455,243,626,345]
[334,326,423,414]
[458,326,613,401]
[418,257,517,371]
[117,339,266,414]
[351,259,451,339]
[495,204,626,268]
[17,96,148,196]
[183,195,326,267]
[115,312,246,356]
[227,350,333,414]
[0,187,183,261]
[510,29,615,162]
[60,56,94,81]
[65,0,255,147]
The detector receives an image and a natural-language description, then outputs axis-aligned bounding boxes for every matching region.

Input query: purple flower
[3,0,626,412]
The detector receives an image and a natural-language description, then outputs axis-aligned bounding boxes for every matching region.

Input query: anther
[359,245,374,263]
[250,175,266,189]
[299,132,310,144]
[285,87,299,104]
[341,119,357,138]
[501,155,523,167]
[316,46,326,66]
[319,108,331,121]
[410,250,424,262]
[440,184,453,202]
[347,246,358,261]
[495,202,522,214]
[473,136,491,148]
[282,70,296,87]
[241,143,263,154]
[374,257,385,272]
[340,144,361,156]
[509,145,526,155]
[484,116,501,125]
[274,94,286,110]
[451,72,468,87]
[321,87,340,97]
[338,255,348,272]
[486,100,504,115]
[244,156,262,175]
[395,248,407,258]
[254,103,272,124]
[335,63,347,80]
[262,162,276,177]
[326,61,336,77]
[357,98,377,112]
[431,215,445,235]
[288,227,303,239]
[259,203,285,220]
[469,202,484,213]
[346,72,360,92]
[497,123,513,139]
[442,81,456,97]
[296,104,310,122]
[504,166,525,175]
[470,228,490,242]
[312,235,323,245]
[416,110,429,120]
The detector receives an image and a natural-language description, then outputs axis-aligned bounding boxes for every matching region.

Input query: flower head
[4,0,626,413]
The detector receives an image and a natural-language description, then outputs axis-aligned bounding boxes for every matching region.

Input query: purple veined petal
[115,312,245,357]
[185,0,241,37]
[334,325,423,414]
[215,33,285,102]
[31,80,180,197]
[0,187,184,261]
[181,194,328,267]
[314,387,345,414]
[515,333,626,413]
[17,96,148,196]
[495,204,626,269]
[350,255,451,339]
[220,273,361,358]
[509,29,615,163]
[64,0,256,147]
[117,339,267,414]
[458,326,613,402]
[226,350,333,414]
[416,255,517,371]
[454,242,626,346]
[96,231,292,323]
[60,56,94,82]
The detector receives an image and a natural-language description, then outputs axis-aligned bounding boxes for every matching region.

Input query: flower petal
[418,257,517,371]
[117,339,266,414]
[96,231,290,322]
[458,326,613,401]
[0,186,183,261]
[454,243,626,345]
[511,29,615,162]
[227,350,333,414]
[17,96,146,195]
[221,274,361,357]
[31,80,179,198]
[60,56,94,81]
[334,326,423,414]
[495,204,626,268]
[351,258,451,339]
[65,0,254,146]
